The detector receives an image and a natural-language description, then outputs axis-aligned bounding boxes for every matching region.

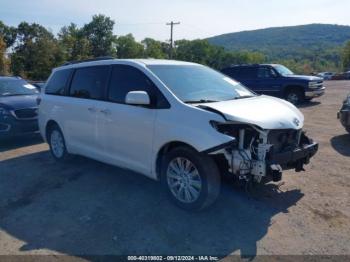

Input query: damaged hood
[199,95,304,130]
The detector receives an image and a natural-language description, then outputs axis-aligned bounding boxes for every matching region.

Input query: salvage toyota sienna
[38,58,318,210]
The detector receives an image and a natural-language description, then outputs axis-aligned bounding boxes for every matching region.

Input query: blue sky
[1,0,349,41]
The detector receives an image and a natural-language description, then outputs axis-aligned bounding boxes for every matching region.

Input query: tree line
[1,15,350,81]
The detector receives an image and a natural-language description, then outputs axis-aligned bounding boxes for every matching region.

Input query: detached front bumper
[305,87,326,99]
[268,142,318,171]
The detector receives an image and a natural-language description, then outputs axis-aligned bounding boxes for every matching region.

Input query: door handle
[88,107,97,113]
[100,109,111,115]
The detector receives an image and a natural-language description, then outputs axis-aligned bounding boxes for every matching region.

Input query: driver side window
[108,65,169,108]
[258,67,276,79]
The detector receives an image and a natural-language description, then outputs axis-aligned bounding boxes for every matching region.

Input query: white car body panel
[39,59,306,181]
[200,95,304,130]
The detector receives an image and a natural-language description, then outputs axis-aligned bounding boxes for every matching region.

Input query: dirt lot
[0,81,350,259]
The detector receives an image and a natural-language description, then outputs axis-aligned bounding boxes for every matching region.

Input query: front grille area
[14,108,38,119]
[314,81,323,89]
[268,129,300,153]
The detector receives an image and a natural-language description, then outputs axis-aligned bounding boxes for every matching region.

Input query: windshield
[148,65,254,103]
[0,79,39,97]
[273,65,294,76]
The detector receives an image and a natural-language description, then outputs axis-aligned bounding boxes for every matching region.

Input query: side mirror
[125,91,151,105]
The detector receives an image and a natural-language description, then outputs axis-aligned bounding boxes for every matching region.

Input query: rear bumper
[305,87,326,98]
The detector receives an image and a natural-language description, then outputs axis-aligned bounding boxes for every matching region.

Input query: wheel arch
[45,120,60,141]
[283,85,305,96]
[155,141,199,180]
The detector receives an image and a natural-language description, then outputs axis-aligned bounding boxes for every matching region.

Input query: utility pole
[166,21,180,59]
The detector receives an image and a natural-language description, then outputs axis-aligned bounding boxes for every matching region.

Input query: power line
[166,21,180,59]
[117,22,165,26]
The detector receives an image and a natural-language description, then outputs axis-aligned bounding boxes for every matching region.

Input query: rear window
[45,69,72,95]
[69,66,109,100]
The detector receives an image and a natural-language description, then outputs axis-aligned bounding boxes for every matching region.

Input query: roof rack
[61,56,115,66]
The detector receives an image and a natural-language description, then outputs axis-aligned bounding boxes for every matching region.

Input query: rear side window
[45,69,72,95]
[69,66,109,99]
[108,65,169,108]
[237,67,257,79]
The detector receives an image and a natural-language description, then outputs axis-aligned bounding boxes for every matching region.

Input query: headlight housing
[0,107,10,116]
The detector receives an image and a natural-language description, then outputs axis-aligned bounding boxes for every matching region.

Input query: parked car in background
[39,58,318,210]
[0,76,40,138]
[338,93,350,134]
[221,64,325,105]
[332,72,350,80]
[317,72,334,80]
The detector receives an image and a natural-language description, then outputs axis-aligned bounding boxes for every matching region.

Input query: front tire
[48,125,70,161]
[161,146,221,211]
[285,89,304,105]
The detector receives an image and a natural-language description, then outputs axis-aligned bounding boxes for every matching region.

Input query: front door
[99,65,158,175]
[255,66,282,96]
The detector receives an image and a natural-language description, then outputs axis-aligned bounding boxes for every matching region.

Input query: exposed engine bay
[207,121,318,183]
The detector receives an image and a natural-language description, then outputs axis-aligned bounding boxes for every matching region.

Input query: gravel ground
[0,81,349,260]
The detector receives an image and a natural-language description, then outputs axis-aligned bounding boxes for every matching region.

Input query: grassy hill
[207,24,350,62]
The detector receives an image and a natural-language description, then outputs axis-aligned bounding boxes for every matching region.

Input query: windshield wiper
[184,99,219,104]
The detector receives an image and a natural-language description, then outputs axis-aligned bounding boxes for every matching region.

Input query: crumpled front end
[205,122,318,183]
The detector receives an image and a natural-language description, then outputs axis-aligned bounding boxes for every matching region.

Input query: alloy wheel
[50,130,65,158]
[166,157,202,203]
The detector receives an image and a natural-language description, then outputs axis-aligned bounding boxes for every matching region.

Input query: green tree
[174,39,214,65]
[11,22,64,80]
[0,21,17,47]
[173,39,265,70]
[58,23,91,61]
[141,38,167,58]
[115,34,144,58]
[0,36,9,75]
[342,41,350,71]
[82,14,116,57]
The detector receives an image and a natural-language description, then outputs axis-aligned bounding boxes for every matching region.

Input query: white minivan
[39,58,318,210]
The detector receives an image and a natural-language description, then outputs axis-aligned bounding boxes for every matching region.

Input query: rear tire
[48,124,70,161]
[161,146,221,211]
[285,89,304,105]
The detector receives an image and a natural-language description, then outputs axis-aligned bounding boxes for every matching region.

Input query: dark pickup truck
[221,64,326,104]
